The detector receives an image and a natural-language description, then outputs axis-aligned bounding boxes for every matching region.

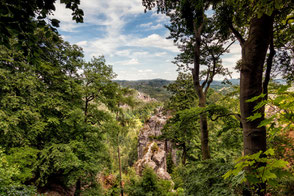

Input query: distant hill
[114,79,173,102]
[114,78,286,101]
[114,79,238,102]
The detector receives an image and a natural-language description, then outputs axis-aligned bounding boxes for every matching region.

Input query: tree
[214,1,294,194]
[165,72,198,112]
[143,0,233,160]
[215,0,293,152]
[163,110,200,164]
[163,72,199,164]
[0,29,112,195]
[106,85,137,196]
[82,56,116,123]
[0,0,83,51]
[126,167,174,196]
[144,0,293,192]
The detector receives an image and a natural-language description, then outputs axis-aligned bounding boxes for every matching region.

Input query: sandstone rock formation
[135,108,175,180]
[136,92,157,102]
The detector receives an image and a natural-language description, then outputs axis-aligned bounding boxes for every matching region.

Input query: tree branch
[216,40,236,59]
[210,113,241,122]
[192,22,204,98]
[229,23,245,46]
[201,41,211,90]
[204,58,216,96]
[285,17,294,26]
[87,94,95,102]
[263,37,275,100]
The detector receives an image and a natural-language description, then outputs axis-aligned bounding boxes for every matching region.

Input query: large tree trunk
[241,14,273,156]
[240,14,273,195]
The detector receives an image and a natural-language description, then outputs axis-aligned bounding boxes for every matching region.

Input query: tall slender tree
[143,0,233,160]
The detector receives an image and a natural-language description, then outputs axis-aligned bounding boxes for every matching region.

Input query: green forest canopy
[0,0,293,196]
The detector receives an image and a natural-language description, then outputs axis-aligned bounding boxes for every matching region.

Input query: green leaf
[51,19,60,27]
[247,112,262,121]
[258,116,275,128]
[264,148,275,156]
[246,93,265,103]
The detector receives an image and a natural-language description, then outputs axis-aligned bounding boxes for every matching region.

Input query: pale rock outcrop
[135,108,175,180]
[137,92,157,102]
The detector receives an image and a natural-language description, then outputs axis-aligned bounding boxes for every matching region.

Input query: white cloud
[151,12,169,23]
[222,55,241,64]
[149,24,162,30]
[226,43,242,55]
[138,69,153,73]
[221,43,241,69]
[131,34,179,53]
[53,1,242,80]
[140,22,152,27]
[219,43,242,79]
[76,41,88,47]
[54,0,177,54]
[60,35,71,40]
[132,51,149,56]
[53,2,80,32]
[126,58,140,65]
[155,52,167,56]
[115,50,131,56]
[140,22,162,30]
[54,0,144,32]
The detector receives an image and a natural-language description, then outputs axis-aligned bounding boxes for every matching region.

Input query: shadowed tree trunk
[240,14,273,157]
[233,14,274,195]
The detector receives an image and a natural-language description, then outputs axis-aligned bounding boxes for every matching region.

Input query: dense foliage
[0,0,293,195]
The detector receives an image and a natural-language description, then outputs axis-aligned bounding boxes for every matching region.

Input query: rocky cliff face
[134,108,175,180]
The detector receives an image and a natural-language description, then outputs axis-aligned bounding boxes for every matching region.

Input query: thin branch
[201,68,210,89]
[201,41,212,89]
[203,41,217,95]
[204,60,216,95]
[285,17,294,26]
[210,113,241,122]
[263,37,275,100]
[229,23,245,46]
[217,40,236,59]
[87,94,95,102]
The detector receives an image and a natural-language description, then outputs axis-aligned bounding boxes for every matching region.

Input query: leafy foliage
[0,28,119,193]
[223,148,290,194]
[125,167,175,196]
[173,159,236,196]
[0,0,83,53]
[0,148,37,195]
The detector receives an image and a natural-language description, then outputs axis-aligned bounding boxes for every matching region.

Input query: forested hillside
[0,1,293,196]
[115,79,173,101]
[114,79,241,101]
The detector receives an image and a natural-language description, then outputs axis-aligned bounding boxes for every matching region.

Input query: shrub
[125,167,174,196]
[172,159,236,196]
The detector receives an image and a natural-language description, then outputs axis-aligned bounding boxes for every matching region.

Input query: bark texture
[240,15,273,156]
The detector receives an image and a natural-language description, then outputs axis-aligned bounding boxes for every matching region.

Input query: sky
[53,0,241,80]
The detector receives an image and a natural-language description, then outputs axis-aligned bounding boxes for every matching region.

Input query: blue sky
[53,0,241,80]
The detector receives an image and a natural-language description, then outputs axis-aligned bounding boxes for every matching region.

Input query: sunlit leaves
[223,148,290,187]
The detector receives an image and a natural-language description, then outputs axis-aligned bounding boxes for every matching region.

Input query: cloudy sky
[53,0,241,80]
